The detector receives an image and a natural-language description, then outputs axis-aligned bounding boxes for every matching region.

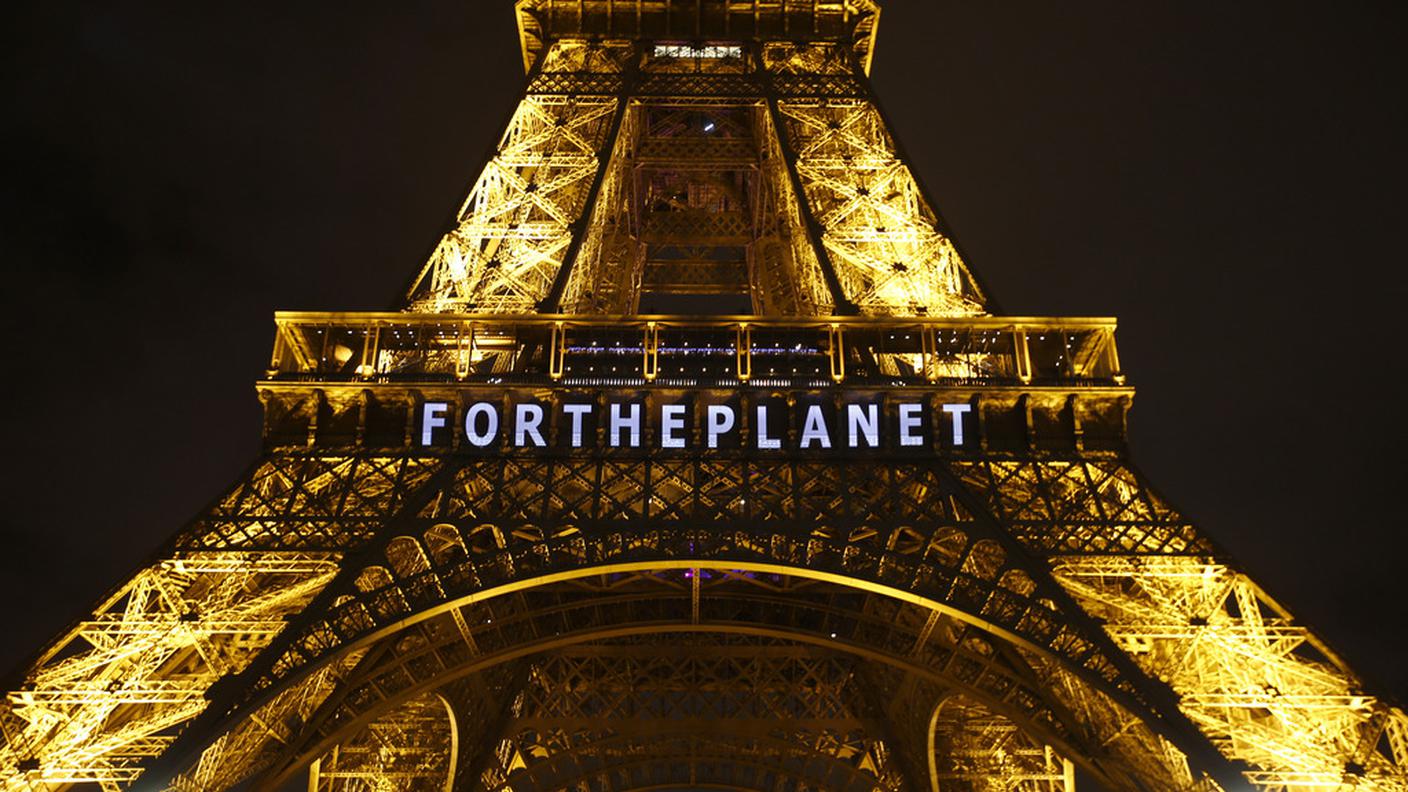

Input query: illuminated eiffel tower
[3,2,1405,791]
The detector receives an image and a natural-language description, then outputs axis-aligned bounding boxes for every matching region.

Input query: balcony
[266,313,1124,390]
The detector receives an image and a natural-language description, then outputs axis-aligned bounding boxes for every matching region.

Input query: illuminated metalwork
[407,90,623,313]
[408,3,976,316]
[0,554,339,790]
[1053,558,1408,790]
[306,692,456,790]
[2,2,1404,791]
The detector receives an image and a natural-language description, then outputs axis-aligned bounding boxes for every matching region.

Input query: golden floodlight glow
[2,3,1404,791]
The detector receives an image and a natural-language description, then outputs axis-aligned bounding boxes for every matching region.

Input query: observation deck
[260,312,1133,454]
[267,312,1122,388]
[513,0,883,73]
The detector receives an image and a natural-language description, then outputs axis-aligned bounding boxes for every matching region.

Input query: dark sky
[3,0,1405,713]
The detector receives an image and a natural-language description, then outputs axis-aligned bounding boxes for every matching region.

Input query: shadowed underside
[2,2,1406,791]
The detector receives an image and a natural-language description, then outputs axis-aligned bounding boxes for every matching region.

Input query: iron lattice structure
[2,2,1405,791]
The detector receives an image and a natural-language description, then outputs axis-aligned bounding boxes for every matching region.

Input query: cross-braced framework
[407,91,622,312]
[929,695,1075,791]
[306,692,456,791]
[0,554,339,790]
[472,642,908,792]
[406,38,633,313]
[774,95,984,315]
[1054,558,1408,791]
[4,448,1407,789]
[408,33,985,316]
[3,2,1406,791]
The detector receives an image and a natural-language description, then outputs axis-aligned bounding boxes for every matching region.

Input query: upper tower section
[404,0,988,317]
[512,0,883,75]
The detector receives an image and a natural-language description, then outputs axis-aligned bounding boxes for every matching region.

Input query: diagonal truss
[957,457,1408,790]
[0,455,438,790]
[406,43,630,312]
[0,553,337,790]
[474,642,907,792]
[773,95,985,316]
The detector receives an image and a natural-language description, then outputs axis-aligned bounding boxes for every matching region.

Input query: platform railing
[267,313,1125,388]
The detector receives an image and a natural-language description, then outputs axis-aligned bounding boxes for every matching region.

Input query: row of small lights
[559,377,839,388]
[303,327,1079,340]
[297,327,1088,370]
[565,364,830,375]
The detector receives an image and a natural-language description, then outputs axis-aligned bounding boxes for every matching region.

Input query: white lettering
[463,402,499,447]
[847,403,879,448]
[430,397,960,452]
[563,403,593,447]
[942,403,973,446]
[514,403,546,447]
[706,405,736,449]
[898,403,924,447]
[610,402,642,447]
[420,402,448,446]
[800,405,831,449]
[755,404,781,449]
[660,404,687,448]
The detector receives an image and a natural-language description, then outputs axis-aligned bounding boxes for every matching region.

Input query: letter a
[799,405,831,449]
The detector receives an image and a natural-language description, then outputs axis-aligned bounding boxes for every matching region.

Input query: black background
[3,0,1405,710]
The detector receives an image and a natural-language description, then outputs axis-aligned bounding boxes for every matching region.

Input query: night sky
[3,0,1405,713]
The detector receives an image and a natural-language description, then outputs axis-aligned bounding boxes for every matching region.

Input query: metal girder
[554,94,643,314]
[772,94,985,316]
[950,458,1214,556]
[0,553,339,790]
[167,649,369,791]
[188,454,1177,713]
[0,454,443,790]
[476,644,905,792]
[558,90,837,315]
[289,638,1087,792]
[928,695,1076,792]
[152,540,1212,790]
[1054,557,1408,791]
[305,692,455,791]
[5,447,1242,789]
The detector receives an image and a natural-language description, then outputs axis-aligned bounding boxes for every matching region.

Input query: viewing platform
[266,312,1125,390]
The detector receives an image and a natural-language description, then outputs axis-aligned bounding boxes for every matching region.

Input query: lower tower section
[5,314,1404,790]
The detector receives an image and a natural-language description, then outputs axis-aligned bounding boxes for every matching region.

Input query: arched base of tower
[171,564,1204,792]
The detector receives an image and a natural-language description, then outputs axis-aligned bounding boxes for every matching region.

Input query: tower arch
[173,560,1196,792]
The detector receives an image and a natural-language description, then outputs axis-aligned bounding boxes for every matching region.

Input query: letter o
[464,402,500,447]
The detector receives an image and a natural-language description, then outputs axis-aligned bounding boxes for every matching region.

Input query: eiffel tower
[3,2,1405,790]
